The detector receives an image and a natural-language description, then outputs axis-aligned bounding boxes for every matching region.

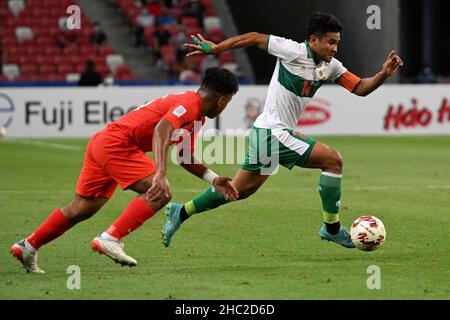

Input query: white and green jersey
[254,35,347,129]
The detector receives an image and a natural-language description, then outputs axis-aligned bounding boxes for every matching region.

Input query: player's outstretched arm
[185,32,268,56]
[352,50,404,96]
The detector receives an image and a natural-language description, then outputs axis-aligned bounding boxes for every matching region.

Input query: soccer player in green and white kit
[162,12,403,248]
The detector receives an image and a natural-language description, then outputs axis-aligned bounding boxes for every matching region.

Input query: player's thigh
[76,134,119,199]
[303,141,343,172]
[232,169,270,198]
[128,173,156,194]
[94,136,157,193]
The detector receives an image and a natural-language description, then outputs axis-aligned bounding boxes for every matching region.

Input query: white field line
[1,185,450,195]
[1,139,82,151]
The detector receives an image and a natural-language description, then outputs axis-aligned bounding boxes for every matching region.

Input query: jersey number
[300,80,314,96]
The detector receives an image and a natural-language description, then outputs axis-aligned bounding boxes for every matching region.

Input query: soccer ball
[350,215,386,251]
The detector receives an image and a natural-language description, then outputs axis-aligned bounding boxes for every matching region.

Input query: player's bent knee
[327,150,343,173]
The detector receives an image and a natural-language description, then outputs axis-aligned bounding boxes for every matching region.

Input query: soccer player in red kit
[10,67,239,273]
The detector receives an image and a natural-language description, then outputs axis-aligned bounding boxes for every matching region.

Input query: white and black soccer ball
[350,215,386,251]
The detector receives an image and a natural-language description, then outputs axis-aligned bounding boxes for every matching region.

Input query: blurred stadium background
[1,0,449,138]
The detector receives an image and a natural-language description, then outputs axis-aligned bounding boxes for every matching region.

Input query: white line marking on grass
[2,139,82,151]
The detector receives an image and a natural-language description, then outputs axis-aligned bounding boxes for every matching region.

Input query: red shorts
[75,130,156,199]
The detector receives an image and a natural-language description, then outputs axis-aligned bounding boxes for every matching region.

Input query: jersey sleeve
[336,70,362,93]
[163,103,199,130]
[267,35,302,62]
[328,58,348,81]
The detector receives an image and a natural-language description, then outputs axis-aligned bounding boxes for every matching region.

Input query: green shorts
[241,126,316,174]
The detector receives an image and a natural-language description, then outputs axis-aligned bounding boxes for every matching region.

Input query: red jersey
[105,91,205,152]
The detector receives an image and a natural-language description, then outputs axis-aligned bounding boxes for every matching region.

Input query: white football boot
[10,239,46,274]
[91,235,137,267]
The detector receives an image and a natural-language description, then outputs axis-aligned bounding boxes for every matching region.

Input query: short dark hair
[201,67,239,96]
[307,12,343,39]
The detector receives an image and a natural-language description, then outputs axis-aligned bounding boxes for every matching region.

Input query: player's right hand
[185,34,217,56]
[212,176,239,201]
[147,172,172,202]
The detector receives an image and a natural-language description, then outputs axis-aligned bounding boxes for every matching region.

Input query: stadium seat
[15,27,34,43]
[8,0,25,17]
[40,64,56,74]
[57,64,74,75]
[181,17,199,29]
[2,35,17,47]
[36,56,55,65]
[221,62,240,76]
[20,63,38,75]
[106,54,125,73]
[159,45,177,66]
[203,16,221,33]
[218,52,234,64]
[2,63,20,81]
[207,28,224,43]
[66,73,80,83]
[179,70,200,82]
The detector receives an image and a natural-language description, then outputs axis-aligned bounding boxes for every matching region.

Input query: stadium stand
[114,0,239,83]
[0,0,136,84]
[0,0,243,85]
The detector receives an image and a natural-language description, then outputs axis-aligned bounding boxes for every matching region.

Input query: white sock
[101,231,119,241]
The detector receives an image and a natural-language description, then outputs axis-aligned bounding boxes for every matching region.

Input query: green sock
[184,186,230,216]
[319,172,342,226]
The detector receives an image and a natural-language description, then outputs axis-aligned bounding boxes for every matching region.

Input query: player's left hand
[212,177,239,201]
[382,50,404,77]
[185,34,217,56]
[146,172,172,202]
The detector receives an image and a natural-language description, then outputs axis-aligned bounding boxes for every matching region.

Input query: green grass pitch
[0,136,449,299]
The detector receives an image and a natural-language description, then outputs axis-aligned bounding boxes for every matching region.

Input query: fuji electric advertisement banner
[0,85,449,137]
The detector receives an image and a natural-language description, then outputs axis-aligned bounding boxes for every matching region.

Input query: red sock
[27,208,74,250]
[106,197,156,240]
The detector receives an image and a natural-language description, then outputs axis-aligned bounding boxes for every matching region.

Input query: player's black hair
[200,67,239,96]
[307,12,343,39]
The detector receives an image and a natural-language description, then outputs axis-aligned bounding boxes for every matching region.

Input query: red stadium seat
[21,63,38,74]
[79,45,96,56]
[160,45,177,66]
[98,45,115,56]
[181,17,199,29]
[36,36,55,46]
[36,56,54,65]
[218,52,234,64]
[40,64,56,74]
[53,56,72,65]
[44,46,61,55]
[185,27,203,37]
[57,64,74,75]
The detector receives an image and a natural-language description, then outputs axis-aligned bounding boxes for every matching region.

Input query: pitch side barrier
[1,85,449,138]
